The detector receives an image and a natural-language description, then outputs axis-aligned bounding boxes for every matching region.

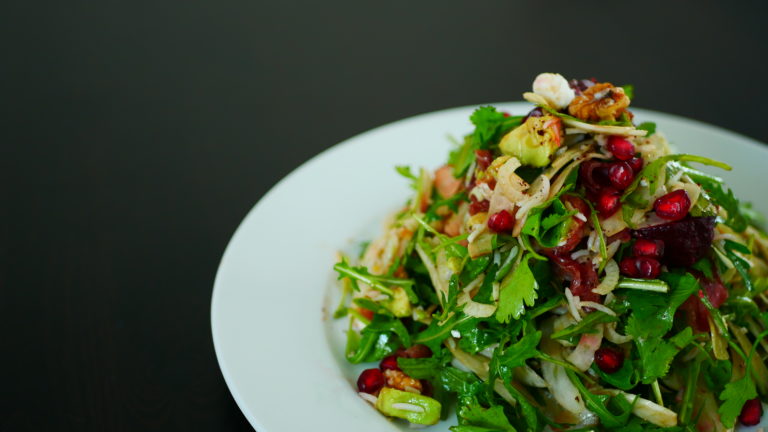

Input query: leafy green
[396,165,418,189]
[566,369,634,428]
[489,331,541,375]
[438,366,486,404]
[621,154,732,207]
[521,184,578,248]
[496,254,539,323]
[551,311,618,343]
[448,107,523,177]
[718,374,757,428]
[334,259,415,297]
[631,326,693,384]
[415,313,470,352]
[592,356,638,391]
[621,84,634,99]
[637,121,656,136]
[702,359,732,392]
[398,351,449,379]
[676,163,747,231]
[722,240,754,291]
[452,403,517,432]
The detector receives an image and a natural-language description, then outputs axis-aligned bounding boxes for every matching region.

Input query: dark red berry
[488,210,514,232]
[739,398,763,426]
[620,257,640,277]
[608,162,635,190]
[379,355,400,371]
[607,136,636,161]
[654,189,691,221]
[636,257,662,279]
[619,256,661,279]
[594,347,624,374]
[633,239,665,259]
[627,157,643,173]
[596,189,621,216]
[403,344,433,359]
[357,368,385,394]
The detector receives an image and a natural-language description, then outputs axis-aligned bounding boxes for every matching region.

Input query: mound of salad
[332,73,768,431]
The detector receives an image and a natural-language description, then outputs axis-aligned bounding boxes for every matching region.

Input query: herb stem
[616,278,669,292]
[651,379,664,407]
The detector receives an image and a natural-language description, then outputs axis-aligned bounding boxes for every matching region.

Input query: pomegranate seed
[654,189,691,221]
[594,347,624,374]
[488,210,514,233]
[739,398,763,426]
[608,162,635,190]
[607,136,636,161]
[633,239,664,258]
[379,355,400,371]
[596,189,621,216]
[357,368,385,394]
[627,157,643,173]
[619,257,640,278]
[636,257,662,279]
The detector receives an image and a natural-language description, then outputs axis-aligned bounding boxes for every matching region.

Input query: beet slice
[631,216,715,267]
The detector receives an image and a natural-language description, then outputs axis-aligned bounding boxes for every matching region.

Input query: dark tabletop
[4,1,768,430]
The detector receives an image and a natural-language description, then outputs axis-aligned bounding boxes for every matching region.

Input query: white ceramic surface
[211,103,768,431]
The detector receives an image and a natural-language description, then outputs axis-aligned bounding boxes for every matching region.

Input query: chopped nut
[383,369,422,393]
[567,82,630,122]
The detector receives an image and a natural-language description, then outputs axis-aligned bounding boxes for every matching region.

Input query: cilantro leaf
[718,374,757,427]
[633,327,693,383]
[496,254,538,323]
[449,107,523,177]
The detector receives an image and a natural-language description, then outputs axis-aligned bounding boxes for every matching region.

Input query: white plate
[211,103,768,432]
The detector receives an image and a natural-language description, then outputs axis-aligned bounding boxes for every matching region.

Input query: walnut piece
[383,369,422,393]
[567,82,630,122]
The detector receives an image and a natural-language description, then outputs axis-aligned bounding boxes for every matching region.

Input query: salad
[332,73,768,431]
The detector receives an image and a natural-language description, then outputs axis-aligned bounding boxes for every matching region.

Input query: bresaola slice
[631,216,715,267]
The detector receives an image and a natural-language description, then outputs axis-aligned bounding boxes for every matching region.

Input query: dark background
[4,1,768,430]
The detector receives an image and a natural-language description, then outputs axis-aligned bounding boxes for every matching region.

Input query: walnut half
[567,82,630,122]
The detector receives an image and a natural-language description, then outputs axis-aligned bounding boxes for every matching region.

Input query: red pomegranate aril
[654,189,691,221]
[633,239,665,259]
[627,157,643,173]
[636,256,662,279]
[620,257,640,277]
[596,189,621,216]
[488,210,514,233]
[379,355,400,371]
[357,368,385,394]
[607,136,636,161]
[739,398,763,426]
[594,347,624,374]
[608,162,635,190]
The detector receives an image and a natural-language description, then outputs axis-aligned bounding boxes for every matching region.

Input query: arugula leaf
[456,319,503,354]
[496,254,538,323]
[622,154,732,206]
[438,366,485,403]
[675,163,747,231]
[461,255,491,285]
[398,351,449,379]
[718,374,757,427]
[490,331,541,373]
[364,314,413,347]
[452,403,517,432]
[334,259,415,297]
[637,121,656,136]
[592,356,639,391]
[722,240,754,291]
[396,165,418,189]
[566,369,634,428]
[551,311,618,343]
[425,192,468,222]
[415,313,470,352]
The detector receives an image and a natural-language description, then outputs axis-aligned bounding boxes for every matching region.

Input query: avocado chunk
[375,387,442,425]
[499,115,562,167]
[383,287,412,318]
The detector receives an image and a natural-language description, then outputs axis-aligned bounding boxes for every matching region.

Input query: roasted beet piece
[546,252,600,303]
[631,217,715,267]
